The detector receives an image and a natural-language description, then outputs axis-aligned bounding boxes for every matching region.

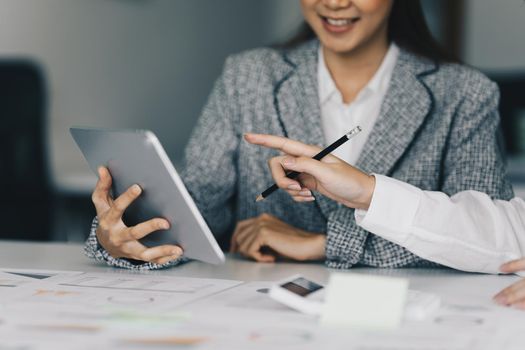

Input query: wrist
[340,173,376,210]
[360,174,376,210]
[308,233,326,261]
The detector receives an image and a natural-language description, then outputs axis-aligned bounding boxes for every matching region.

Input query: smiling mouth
[321,16,360,26]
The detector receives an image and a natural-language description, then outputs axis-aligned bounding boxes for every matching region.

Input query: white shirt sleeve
[355,174,525,274]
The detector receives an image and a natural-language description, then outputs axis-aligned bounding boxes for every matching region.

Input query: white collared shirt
[355,175,525,275]
[318,43,399,164]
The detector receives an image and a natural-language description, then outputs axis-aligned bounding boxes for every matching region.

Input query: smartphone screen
[280,277,323,297]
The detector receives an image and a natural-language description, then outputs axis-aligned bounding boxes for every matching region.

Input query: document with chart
[0,269,241,313]
[0,268,524,350]
[0,268,245,349]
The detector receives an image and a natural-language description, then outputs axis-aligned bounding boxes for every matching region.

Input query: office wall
[463,0,525,70]
[462,0,525,195]
[0,0,302,193]
[0,0,522,194]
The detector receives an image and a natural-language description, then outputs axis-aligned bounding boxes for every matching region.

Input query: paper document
[1,270,241,314]
[1,268,524,350]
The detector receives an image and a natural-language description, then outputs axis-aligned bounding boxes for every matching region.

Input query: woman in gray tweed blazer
[86,0,513,270]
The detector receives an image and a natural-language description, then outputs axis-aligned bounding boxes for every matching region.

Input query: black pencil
[255,126,362,202]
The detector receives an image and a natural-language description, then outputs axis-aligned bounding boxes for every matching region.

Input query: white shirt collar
[318,43,400,105]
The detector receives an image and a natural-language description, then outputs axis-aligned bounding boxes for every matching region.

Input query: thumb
[281,156,330,181]
[500,258,525,273]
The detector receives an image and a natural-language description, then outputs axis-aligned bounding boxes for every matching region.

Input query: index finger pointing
[244,133,321,158]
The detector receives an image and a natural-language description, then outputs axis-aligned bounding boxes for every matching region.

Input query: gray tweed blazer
[85,39,514,270]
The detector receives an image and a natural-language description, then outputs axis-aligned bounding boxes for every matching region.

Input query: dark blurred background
[0,0,523,243]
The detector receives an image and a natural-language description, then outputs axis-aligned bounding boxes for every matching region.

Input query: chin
[321,39,359,55]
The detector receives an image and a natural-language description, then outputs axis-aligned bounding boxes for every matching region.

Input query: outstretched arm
[246,133,525,274]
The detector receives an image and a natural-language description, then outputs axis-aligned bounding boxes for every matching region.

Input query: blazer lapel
[272,44,437,218]
[274,40,325,148]
[274,40,339,217]
[356,50,437,176]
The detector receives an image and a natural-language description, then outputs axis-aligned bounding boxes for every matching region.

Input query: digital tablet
[70,127,225,265]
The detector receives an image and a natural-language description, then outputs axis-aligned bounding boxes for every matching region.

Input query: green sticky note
[320,272,408,330]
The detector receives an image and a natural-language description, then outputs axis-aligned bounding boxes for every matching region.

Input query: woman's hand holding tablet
[72,127,224,266]
[92,167,183,265]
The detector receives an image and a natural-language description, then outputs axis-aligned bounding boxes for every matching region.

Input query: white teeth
[326,18,351,26]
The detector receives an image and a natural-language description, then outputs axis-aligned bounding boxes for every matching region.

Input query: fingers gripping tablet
[71,127,225,265]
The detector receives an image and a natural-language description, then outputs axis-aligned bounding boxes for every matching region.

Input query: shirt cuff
[354,174,422,244]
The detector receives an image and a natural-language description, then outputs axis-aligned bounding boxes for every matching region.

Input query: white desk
[0,240,519,298]
[1,241,524,349]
